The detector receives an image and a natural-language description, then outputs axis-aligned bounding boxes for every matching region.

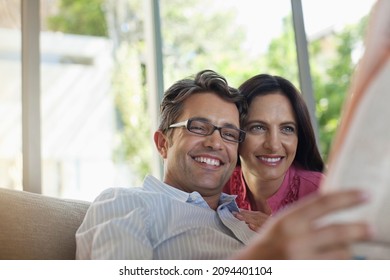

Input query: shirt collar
[219,192,240,212]
[143,175,239,212]
[143,175,190,202]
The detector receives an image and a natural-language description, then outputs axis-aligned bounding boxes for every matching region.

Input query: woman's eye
[249,125,266,133]
[282,126,295,134]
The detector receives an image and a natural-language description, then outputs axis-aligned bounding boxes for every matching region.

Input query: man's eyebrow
[190,116,208,122]
[221,122,240,129]
[191,117,240,129]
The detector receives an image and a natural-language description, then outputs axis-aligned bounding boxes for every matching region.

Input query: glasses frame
[169,118,245,143]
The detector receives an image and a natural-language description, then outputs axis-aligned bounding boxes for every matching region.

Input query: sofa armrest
[0,188,90,260]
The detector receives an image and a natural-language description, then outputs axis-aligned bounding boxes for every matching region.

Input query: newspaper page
[321,0,390,259]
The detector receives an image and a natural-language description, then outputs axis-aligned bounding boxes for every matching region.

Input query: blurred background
[0,0,375,200]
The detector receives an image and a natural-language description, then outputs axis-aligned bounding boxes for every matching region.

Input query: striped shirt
[76,175,256,259]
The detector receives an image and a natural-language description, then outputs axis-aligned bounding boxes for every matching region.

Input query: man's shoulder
[93,175,163,202]
[92,186,144,203]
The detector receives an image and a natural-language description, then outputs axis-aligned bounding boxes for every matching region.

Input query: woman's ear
[154,130,169,159]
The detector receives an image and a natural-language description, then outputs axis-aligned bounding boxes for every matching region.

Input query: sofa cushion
[0,188,90,260]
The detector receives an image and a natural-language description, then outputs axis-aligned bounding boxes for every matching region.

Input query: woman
[224,74,325,230]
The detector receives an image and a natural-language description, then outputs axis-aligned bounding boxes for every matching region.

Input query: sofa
[0,187,90,260]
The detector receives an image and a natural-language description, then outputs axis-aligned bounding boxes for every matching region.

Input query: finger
[238,209,269,222]
[313,248,351,260]
[233,212,245,221]
[286,222,372,259]
[278,190,368,227]
[234,212,260,225]
[238,210,269,226]
[249,223,261,232]
[239,209,269,218]
[294,245,352,260]
[313,223,372,249]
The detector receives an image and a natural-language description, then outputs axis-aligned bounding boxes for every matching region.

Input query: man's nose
[203,129,224,149]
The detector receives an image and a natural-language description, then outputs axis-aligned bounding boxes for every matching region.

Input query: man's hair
[159,69,246,133]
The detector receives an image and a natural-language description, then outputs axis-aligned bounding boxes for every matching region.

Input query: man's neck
[202,193,222,210]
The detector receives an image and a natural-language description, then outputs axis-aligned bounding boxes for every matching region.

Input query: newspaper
[321,0,390,259]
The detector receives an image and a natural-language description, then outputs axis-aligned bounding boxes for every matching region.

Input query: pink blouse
[223,164,325,213]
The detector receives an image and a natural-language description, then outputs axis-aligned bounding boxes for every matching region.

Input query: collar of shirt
[143,175,240,212]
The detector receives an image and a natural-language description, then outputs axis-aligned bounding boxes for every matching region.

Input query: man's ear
[154,130,169,159]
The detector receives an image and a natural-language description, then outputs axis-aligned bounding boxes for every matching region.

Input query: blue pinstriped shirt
[76,175,256,259]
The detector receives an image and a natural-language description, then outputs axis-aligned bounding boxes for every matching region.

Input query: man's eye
[190,125,206,132]
[189,122,209,134]
[221,130,239,141]
[190,125,205,130]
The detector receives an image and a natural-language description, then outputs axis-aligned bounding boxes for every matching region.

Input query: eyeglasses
[169,118,245,143]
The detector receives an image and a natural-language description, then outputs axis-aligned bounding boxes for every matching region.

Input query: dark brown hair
[159,69,247,133]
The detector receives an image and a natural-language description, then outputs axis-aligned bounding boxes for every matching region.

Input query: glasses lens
[187,119,212,135]
[220,128,241,142]
[187,119,243,143]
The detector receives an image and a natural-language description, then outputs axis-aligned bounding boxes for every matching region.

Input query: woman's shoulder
[291,164,325,182]
[289,164,325,195]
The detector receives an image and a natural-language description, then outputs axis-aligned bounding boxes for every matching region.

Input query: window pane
[160,0,294,87]
[40,0,140,200]
[302,0,376,158]
[38,0,298,200]
[0,0,22,191]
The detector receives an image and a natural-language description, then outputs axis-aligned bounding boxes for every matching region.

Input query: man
[76,70,371,259]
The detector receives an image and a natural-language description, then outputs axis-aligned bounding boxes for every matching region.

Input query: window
[0,0,22,191]
[1,0,374,200]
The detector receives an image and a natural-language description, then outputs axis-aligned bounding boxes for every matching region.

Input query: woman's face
[239,92,298,183]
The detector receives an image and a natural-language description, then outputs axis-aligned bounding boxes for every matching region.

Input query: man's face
[156,92,240,197]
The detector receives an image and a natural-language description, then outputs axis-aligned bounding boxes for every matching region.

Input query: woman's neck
[243,171,285,213]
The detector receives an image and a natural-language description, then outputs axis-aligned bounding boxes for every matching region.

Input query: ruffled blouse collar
[225,164,300,213]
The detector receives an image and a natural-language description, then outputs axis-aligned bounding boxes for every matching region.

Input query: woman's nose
[263,130,281,151]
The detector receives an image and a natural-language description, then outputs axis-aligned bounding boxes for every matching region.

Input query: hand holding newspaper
[321,0,390,259]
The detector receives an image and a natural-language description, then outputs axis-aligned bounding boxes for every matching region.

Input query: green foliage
[46,0,150,181]
[160,0,264,87]
[310,17,368,158]
[266,15,299,85]
[111,45,152,180]
[47,0,108,36]
[263,14,368,161]
[45,0,370,179]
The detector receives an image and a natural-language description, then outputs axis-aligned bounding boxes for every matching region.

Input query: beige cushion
[0,188,90,260]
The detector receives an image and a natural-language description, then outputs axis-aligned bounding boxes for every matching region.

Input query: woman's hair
[239,74,324,172]
[159,69,247,133]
